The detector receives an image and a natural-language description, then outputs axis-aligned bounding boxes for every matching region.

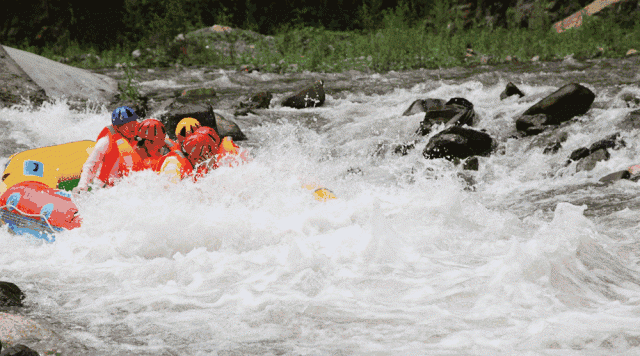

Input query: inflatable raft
[0,181,81,242]
[0,141,91,241]
[1,140,95,194]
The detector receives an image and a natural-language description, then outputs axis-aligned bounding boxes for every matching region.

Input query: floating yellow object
[312,188,337,202]
[302,182,337,201]
[1,140,95,195]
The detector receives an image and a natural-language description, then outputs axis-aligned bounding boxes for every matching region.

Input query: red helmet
[183,133,216,163]
[137,118,166,140]
[193,126,220,147]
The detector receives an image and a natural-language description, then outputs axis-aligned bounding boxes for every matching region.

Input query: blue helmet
[111,106,139,126]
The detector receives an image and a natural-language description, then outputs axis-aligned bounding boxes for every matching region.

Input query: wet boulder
[500,82,525,100]
[160,102,246,141]
[0,344,39,356]
[0,281,24,307]
[423,126,494,160]
[416,97,477,136]
[282,80,325,108]
[402,98,446,116]
[519,83,595,127]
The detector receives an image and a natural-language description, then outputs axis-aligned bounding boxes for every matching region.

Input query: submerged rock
[0,281,24,308]
[416,97,476,136]
[282,80,325,108]
[500,82,525,100]
[423,126,493,160]
[402,98,446,116]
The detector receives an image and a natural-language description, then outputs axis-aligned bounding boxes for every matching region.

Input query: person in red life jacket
[134,118,178,169]
[175,117,201,146]
[76,106,143,191]
[154,132,217,183]
[191,126,249,169]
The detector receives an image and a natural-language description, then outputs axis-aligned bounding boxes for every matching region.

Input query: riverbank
[14,16,640,75]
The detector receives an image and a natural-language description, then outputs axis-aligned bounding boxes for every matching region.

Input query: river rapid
[2,57,640,355]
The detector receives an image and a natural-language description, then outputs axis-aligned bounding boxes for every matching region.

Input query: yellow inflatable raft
[1,141,95,195]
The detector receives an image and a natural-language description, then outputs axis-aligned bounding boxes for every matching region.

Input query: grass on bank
[16,13,640,73]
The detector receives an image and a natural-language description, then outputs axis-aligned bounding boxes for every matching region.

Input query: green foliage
[117,64,142,103]
[8,0,640,75]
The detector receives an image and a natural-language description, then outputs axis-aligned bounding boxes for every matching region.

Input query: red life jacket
[96,126,144,185]
[154,150,193,180]
[212,137,248,169]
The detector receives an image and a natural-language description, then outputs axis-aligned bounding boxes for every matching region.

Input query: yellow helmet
[175,117,201,138]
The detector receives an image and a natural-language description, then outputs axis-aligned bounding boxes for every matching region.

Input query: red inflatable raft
[0,181,81,242]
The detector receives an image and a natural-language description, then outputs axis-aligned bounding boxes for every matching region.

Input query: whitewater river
[2,58,640,355]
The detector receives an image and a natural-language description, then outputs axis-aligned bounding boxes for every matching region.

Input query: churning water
[2,63,640,355]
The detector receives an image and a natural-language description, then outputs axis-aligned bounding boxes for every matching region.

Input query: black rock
[402,98,446,116]
[416,98,476,136]
[0,281,24,307]
[0,344,39,356]
[282,80,325,108]
[521,83,595,125]
[423,126,494,160]
[500,82,525,100]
